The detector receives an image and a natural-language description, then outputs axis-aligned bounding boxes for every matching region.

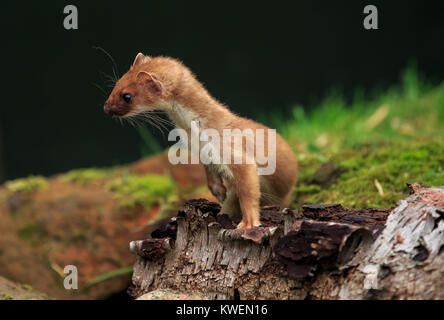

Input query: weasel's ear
[132,53,151,67]
[136,71,165,96]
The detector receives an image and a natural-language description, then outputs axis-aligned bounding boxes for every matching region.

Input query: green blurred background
[1,0,443,182]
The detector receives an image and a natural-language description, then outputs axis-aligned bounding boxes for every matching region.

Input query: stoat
[104,53,298,229]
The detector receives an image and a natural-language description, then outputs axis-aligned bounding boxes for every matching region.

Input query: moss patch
[20,284,33,291]
[0,293,13,300]
[106,174,177,209]
[17,223,48,246]
[61,168,115,185]
[259,66,444,211]
[5,176,48,194]
[292,139,444,210]
[0,276,50,300]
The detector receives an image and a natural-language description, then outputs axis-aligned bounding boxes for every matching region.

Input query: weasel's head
[104,53,167,117]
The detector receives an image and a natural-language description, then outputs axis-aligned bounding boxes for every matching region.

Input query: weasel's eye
[122,93,132,103]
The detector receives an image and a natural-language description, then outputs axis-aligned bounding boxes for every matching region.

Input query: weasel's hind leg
[220,188,242,224]
[280,189,293,209]
[259,176,284,206]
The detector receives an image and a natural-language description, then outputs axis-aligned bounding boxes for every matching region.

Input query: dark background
[1,0,443,182]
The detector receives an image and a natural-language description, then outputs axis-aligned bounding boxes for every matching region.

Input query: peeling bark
[339,185,444,299]
[128,185,444,300]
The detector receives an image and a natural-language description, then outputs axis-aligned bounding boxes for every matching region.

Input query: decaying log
[339,185,444,299]
[128,185,444,300]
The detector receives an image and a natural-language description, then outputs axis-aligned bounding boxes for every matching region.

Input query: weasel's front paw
[236,220,261,229]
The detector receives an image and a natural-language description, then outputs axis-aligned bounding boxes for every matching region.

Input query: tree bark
[128,184,444,300]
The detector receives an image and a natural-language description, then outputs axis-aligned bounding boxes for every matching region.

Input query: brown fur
[104,53,298,228]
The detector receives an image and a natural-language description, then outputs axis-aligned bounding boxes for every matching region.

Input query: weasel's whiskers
[141,111,174,128]
[131,113,164,134]
[99,71,117,87]
[131,111,174,137]
[91,82,107,97]
[259,191,282,206]
[141,113,169,132]
[93,46,120,83]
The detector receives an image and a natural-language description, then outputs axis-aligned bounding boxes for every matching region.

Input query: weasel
[104,53,298,229]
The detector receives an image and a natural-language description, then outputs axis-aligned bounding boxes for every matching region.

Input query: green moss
[256,66,443,210]
[292,139,444,210]
[69,232,87,244]
[105,174,177,209]
[0,293,13,300]
[17,224,38,240]
[5,175,48,194]
[293,184,321,198]
[0,278,50,300]
[20,284,33,291]
[61,168,114,185]
[17,223,47,243]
